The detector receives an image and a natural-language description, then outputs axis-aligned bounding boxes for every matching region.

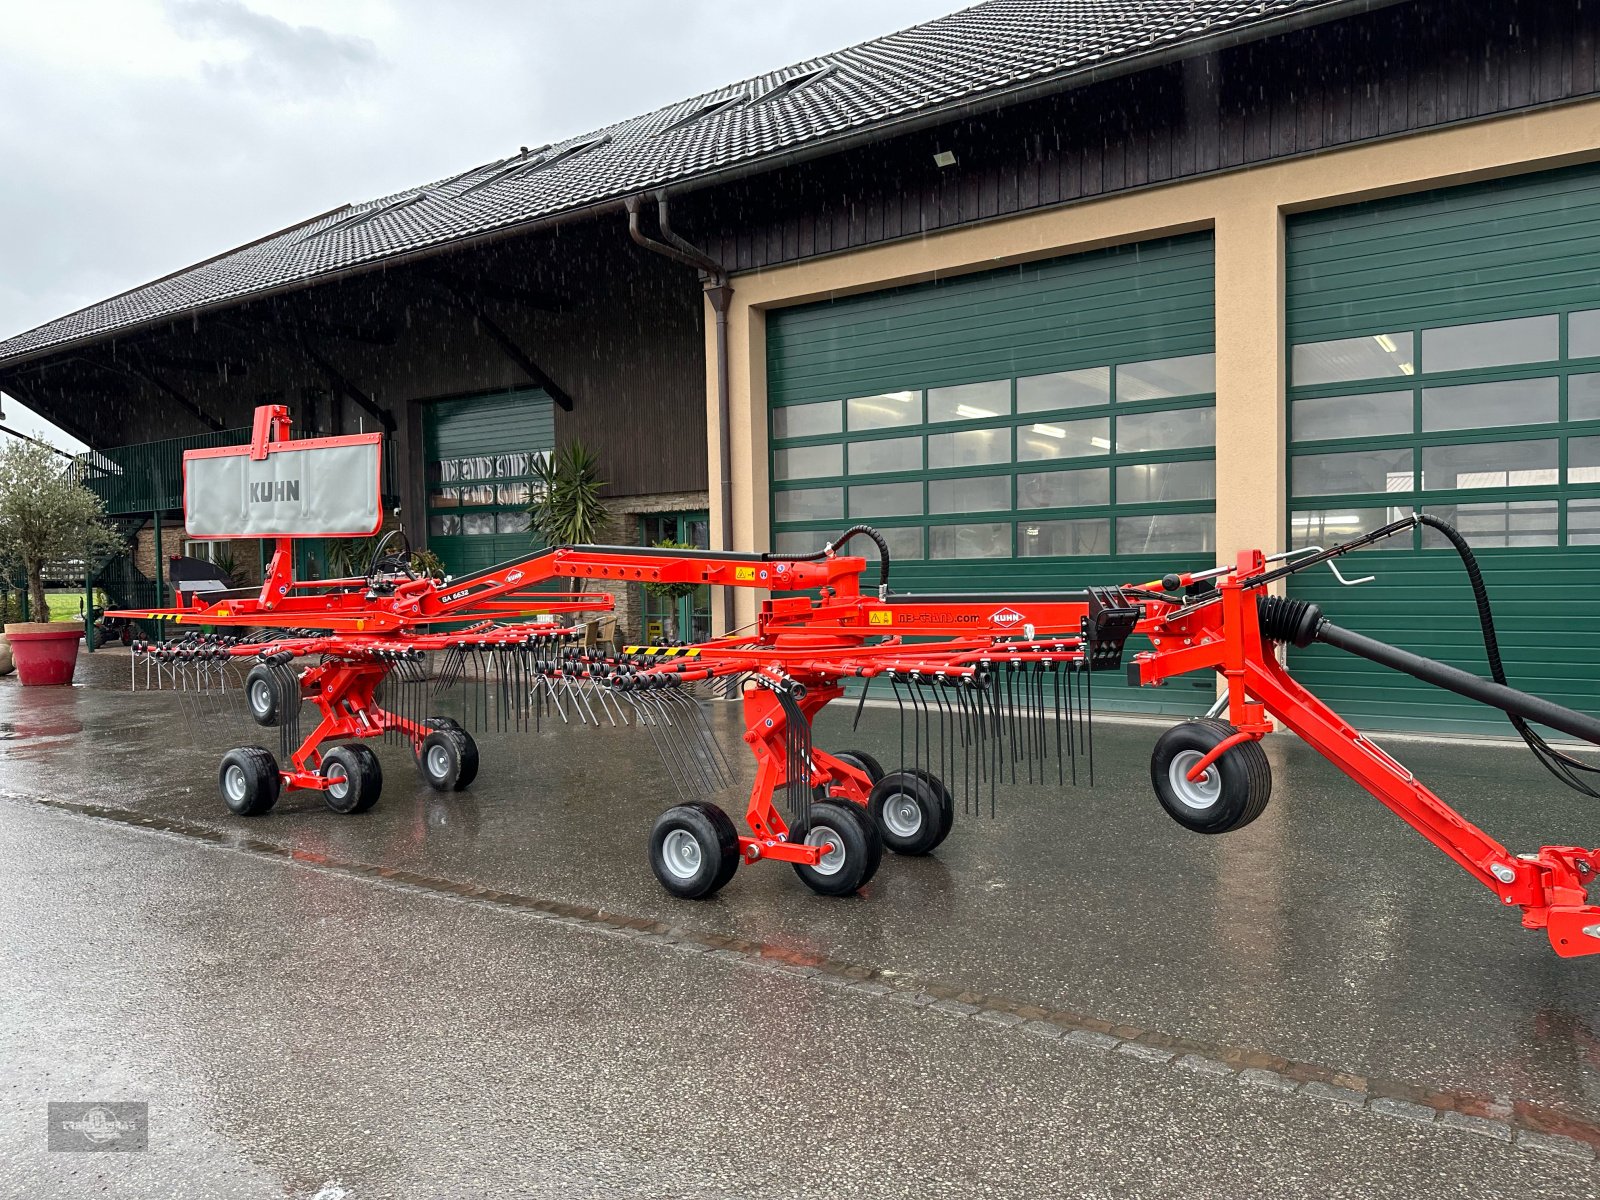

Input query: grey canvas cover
[184,439,382,538]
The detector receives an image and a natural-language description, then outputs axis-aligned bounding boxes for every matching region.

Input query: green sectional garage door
[425,389,554,576]
[767,233,1217,713]
[1286,163,1600,733]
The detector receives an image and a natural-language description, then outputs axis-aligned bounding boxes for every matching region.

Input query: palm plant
[529,442,609,548]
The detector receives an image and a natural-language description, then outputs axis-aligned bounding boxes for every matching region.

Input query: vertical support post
[1213,198,1285,719]
[153,512,164,644]
[1213,198,1286,572]
[84,571,94,652]
[709,297,769,636]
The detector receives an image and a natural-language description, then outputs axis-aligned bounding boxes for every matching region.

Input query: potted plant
[0,574,19,676]
[0,440,123,685]
[528,443,609,590]
[642,538,699,642]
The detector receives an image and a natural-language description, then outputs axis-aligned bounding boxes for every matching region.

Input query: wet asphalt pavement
[2,649,1600,1197]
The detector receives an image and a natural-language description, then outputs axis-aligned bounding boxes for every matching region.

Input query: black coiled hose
[765,524,892,591]
[1417,513,1600,798]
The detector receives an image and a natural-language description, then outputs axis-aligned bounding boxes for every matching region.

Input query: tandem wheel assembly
[789,801,882,895]
[648,802,742,899]
[831,748,954,857]
[319,745,383,814]
[414,716,480,792]
[244,662,300,728]
[219,746,281,816]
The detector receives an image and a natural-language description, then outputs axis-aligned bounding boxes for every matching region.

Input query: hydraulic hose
[1312,619,1600,747]
[1256,514,1600,797]
[765,525,892,592]
[1414,513,1600,796]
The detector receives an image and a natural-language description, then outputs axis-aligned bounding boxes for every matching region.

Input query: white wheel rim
[881,792,923,838]
[1168,750,1221,811]
[662,829,703,880]
[224,765,248,802]
[806,824,846,876]
[426,745,452,779]
[249,680,272,716]
[325,762,350,800]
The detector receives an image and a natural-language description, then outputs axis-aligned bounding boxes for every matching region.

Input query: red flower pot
[4,624,84,686]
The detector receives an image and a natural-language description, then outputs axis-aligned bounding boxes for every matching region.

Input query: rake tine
[633,692,692,801]
[851,674,872,732]
[890,675,907,773]
[932,680,953,796]
[666,687,725,785]
[649,690,704,798]
[1086,663,1094,787]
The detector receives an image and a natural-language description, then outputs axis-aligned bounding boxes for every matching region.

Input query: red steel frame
[118,404,1600,950]
[1127,550,1600,959]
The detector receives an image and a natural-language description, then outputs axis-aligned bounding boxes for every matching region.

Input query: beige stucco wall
[702,97,1600,633]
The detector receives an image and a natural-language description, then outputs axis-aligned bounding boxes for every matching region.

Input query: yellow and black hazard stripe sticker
[623,645,703,658]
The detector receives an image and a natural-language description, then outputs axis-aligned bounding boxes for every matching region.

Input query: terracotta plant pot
[3,623,84,686]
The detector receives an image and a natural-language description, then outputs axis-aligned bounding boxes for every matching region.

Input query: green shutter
[1286,164,1600,733]
[424,389,555,576]
[768,233,1217,714]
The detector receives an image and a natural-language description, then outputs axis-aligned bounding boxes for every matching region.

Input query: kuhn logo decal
[505,570,524,584]
[251,480,300,503]
[990,607,1025,627]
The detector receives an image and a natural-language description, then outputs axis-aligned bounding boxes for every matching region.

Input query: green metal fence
[75,427,252,516]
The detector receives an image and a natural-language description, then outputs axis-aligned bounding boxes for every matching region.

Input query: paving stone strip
[16,792,1600,1166]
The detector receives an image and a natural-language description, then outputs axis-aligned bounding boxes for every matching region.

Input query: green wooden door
[767,234,1218,714]
[424,390,555,577]
[1286,163,1600,733]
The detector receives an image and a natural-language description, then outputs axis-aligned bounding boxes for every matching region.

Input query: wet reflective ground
[3,650,1599,1195]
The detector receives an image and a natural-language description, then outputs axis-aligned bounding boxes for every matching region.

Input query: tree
[0,441,123,622]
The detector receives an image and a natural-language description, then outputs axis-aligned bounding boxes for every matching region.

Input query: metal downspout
[625,194,737,635]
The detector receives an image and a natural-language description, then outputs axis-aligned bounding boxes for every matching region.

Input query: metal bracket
[1267,544,1375,586]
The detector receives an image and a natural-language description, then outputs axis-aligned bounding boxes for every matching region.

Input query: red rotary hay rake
[117,405,1600,957]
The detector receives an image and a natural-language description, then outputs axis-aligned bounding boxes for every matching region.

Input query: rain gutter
[626,194,737,636]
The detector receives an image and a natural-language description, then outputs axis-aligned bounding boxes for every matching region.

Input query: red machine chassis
[116,404,1600,953]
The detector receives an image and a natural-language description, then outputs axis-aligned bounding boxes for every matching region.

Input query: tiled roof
[0,0,1352,367]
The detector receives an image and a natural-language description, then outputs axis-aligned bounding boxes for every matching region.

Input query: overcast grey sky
[0,0,958,450]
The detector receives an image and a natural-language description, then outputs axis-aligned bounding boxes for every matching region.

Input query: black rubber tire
[904,767,956,850]
[320,744,383,815]
[867,771,946,856]
[649,802,741,899]
[219,746,280,816]
[244,663,284,727]
[118,624,133,646]
[417,727,479,792]
[1150,719,1272,835]
[833,749,885,787]
[790,800,882,896]
[412,723,473,790]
